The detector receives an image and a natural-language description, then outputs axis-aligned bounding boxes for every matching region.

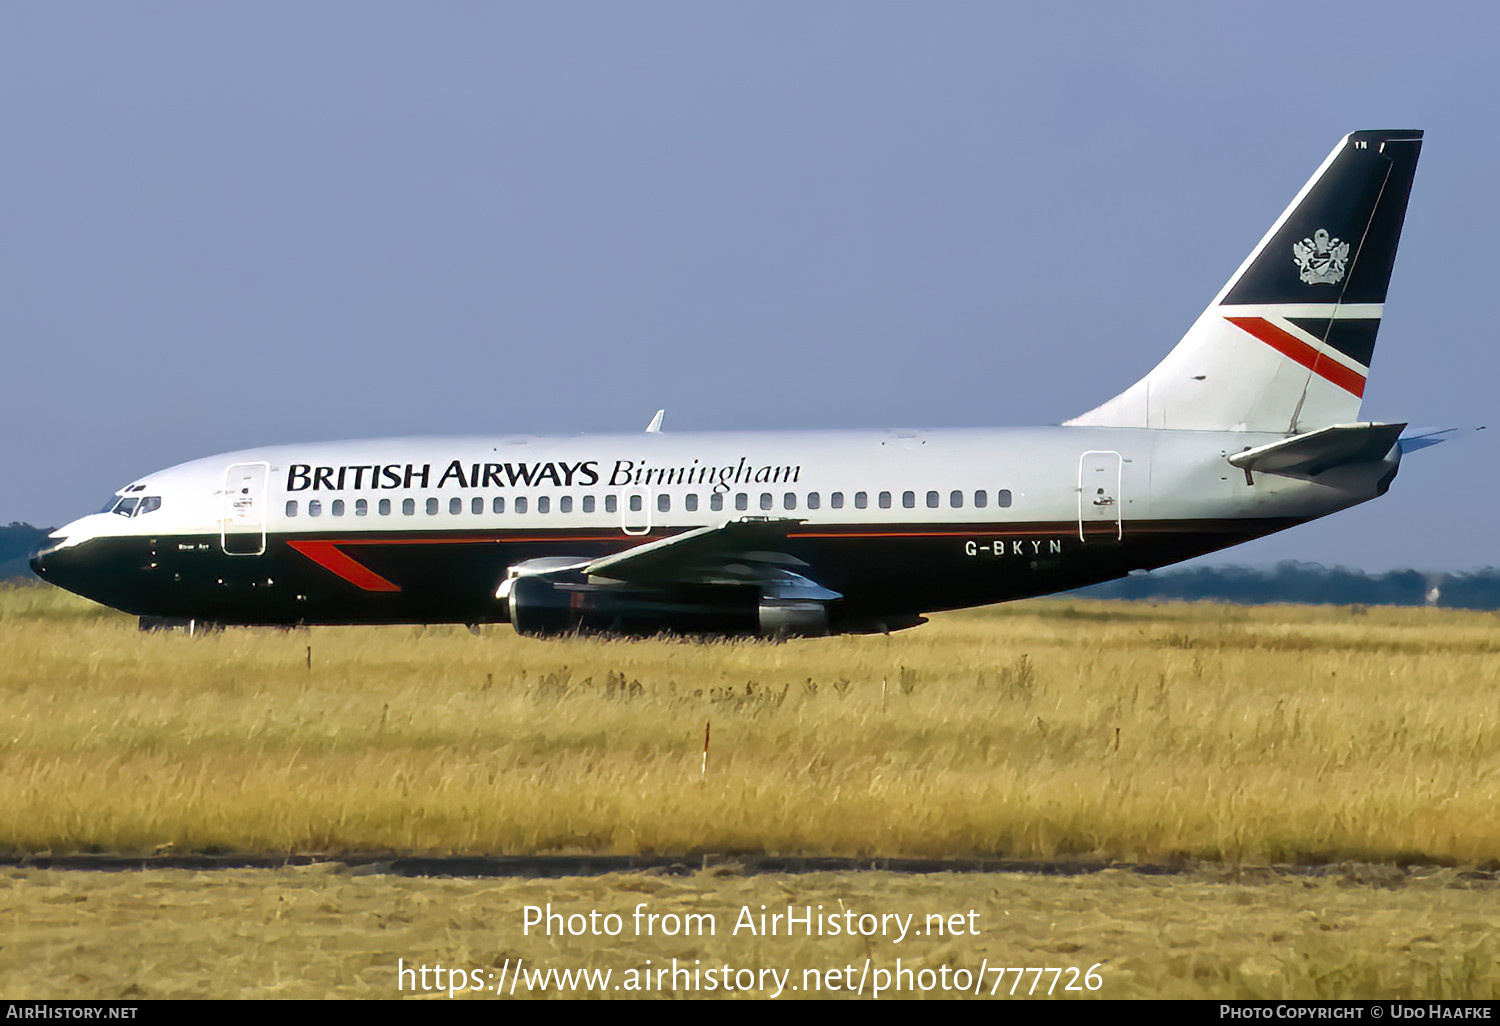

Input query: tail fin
[1068,130,1423,433]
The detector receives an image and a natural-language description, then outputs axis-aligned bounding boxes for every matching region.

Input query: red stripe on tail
[1225,316,1366,397]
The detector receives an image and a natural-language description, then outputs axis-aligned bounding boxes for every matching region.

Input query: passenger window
[402,498,415,516]
[831,491,844,509]
[332,499,345,516]
[783,492,796,510]
[998,489,1013,508]
[605,495,618,514]
[356,499,369,516]
[657,493,670,513]
[949,490,963,508]
[471,497,483,515]
[685,494,698,512]
[759,493,772,511]
[492,496,505,514]
[973,491,988,509]
[879,492,892,509]
[807,492,820,510]
[286,501,298,517]
[538,496,550,514]
[629,494,643,512]
[446,497,459,515]
[735,493,748,511]
[426,498,439,515]
[515,497,529,514]
[855,491,868,509]
[560,496,573,513]
[379,498,391,515]
[583,495,596,513]
[710,492,724,511]
[309,500,323,517]
[925,490,939,509]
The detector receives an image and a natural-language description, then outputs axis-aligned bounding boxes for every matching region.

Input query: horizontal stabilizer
[1227,422,1405,477]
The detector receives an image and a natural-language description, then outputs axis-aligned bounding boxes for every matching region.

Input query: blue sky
[3,2,1494,570]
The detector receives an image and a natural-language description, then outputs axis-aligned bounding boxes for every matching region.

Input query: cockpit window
[105,495,161,517]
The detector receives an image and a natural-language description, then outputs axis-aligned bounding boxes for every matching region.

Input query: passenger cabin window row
[284,489,1014,517]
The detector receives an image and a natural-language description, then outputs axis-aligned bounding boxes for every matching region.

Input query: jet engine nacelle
[505,573,828,639]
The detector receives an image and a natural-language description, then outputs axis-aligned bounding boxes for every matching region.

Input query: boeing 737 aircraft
[34,130,1434,637]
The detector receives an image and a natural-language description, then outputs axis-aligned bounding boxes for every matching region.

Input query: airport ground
[1,583,1497,999]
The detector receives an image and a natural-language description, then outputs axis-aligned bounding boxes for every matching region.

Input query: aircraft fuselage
[32,424,1396,633]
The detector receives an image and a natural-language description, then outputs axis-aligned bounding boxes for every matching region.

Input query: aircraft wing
[497,516,844,636]
[584,517,839,597]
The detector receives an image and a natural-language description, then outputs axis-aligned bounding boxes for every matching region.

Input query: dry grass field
[3,581,1500,1000]
[2,865,1498,999]
[1,581,1498,863]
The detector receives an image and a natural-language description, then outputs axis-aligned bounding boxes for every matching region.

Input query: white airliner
[34,130,1436,637]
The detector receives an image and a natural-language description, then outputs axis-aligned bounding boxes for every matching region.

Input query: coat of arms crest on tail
[1292,228,1350,285]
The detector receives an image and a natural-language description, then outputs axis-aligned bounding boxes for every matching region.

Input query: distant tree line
[0,523,51,582]
[4,521,1500,609]
[1078,561,1500,610]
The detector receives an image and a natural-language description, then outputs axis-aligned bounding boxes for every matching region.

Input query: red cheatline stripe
[287,540,402,592]
[790,529,1036,539]
[284,518,1292,593]
[1224,316,1365,397]
[286,534,632,592]
[304,534,625,546]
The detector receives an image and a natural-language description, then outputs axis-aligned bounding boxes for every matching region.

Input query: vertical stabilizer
[1068,130,1422,433]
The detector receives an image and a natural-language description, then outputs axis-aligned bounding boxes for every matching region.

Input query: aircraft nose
[28,533,105,601]
[25,526,160,616]
[29,537,66,583]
